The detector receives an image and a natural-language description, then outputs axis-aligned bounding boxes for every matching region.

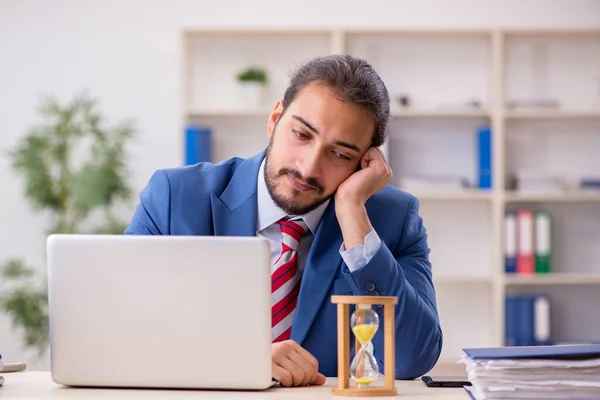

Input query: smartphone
[421,375,471,388]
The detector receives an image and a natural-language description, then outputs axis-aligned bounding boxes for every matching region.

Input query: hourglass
[350,304,379,388]
[331,295,397,397]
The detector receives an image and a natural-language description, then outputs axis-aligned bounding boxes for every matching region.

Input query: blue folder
[477,126,492,189]
[463,344,600,360]
[185,125,212,165]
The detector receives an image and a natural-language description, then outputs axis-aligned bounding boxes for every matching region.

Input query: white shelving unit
[181,28,600,364]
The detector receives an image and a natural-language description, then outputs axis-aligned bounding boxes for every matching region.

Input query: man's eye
[334,151,351,161]
[293,129,309,140]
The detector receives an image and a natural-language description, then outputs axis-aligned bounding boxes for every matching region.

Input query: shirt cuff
[339,229,382,272]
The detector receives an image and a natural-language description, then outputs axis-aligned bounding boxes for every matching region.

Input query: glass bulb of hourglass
[350,305,379,387]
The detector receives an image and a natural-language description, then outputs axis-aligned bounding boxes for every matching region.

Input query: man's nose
[296,149,322,182]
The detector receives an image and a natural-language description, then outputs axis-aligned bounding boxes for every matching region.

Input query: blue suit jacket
[125,150,442,379]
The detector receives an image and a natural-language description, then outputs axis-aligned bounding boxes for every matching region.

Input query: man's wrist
[336,201,372,249]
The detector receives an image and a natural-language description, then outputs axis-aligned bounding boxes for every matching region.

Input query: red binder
[516,210,535,274]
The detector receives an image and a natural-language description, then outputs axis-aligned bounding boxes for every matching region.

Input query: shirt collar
[256,158,329,235]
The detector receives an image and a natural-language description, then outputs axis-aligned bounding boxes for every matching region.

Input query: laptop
[47,234,273,390]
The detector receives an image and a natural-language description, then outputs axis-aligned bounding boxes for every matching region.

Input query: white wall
[1,0,599,370]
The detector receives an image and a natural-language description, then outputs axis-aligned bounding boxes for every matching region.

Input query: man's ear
[267,100,284,139]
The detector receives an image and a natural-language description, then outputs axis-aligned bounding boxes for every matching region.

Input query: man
[125,54,442,387]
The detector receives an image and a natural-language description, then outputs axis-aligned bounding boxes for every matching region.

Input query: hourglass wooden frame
[331,295,398,397]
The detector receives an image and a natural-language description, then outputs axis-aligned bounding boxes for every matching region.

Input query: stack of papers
[460,344,600,400]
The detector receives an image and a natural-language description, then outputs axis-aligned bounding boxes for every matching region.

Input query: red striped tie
[271,218,308,343]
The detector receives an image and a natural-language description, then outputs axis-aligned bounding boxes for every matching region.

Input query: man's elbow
[395,326,443,380]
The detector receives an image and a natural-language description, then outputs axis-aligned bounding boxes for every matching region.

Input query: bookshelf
[181,28,600,364]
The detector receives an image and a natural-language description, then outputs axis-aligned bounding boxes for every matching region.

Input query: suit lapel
[210,151,265,237]
[291,200,343,345]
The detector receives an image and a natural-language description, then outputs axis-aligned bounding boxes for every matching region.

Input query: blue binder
[463,344,600,360]
[477,126,492,189]
[505,211,517,273]
[504,296,519,346]
[185,125,212,165]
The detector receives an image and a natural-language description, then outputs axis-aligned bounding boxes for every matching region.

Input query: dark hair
[282,54,390,148]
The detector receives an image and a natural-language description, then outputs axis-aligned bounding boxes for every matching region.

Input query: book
[463,343,600,360]
[476,126,492,189]
[505,295,551,347]
[461,344,600,399]
[516,210,535,274]
[185,125,212,165]
[504,211,517,273]
[535,211,551,273]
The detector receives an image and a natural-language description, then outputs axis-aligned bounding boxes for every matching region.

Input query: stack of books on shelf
[460,344,600,400]
[505,294,551,346]
[505,209,551,274]
[504,208,554,347]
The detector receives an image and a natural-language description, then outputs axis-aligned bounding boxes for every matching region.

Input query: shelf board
[504,273,600,285]
[505,191,600,202]
[344,28,491,36]
[391,108,489,118]
[183,28,333,36]
[187,108,272,117]
[504,28,600,37]
[505,109,600,120]
[187,108,491,118]
[404,189,493,201]
[434,276,492,284]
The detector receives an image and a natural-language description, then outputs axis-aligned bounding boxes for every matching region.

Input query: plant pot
[238,82,267,108]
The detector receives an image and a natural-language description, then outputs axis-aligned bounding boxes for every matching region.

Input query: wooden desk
[1,372,469,399]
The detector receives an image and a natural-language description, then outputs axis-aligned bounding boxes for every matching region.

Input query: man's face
[264,82,375,215]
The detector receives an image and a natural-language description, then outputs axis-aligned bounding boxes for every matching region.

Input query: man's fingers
[373,146,392,177]
[290,349,317,386]
[311,373,327,386]
[293,354,315,386]
[294,345,319,371]
[272,340,322,387]
[272,363,293,387]
[276,356,306,387]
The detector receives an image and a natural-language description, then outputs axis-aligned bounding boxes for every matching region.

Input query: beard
[264,138,331,216]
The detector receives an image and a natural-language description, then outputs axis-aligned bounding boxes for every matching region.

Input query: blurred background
[1,0,600,372]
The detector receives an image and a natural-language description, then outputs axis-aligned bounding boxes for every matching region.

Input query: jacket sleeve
[124,170,172,235]
[341,196,442,379]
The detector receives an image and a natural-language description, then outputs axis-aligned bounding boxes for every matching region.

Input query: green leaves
[1,91,136,356]
[0,259,49,357]
[1,259,35,279]
[9,91,135,232]
[9,133,62,212]
[236,67,268,83]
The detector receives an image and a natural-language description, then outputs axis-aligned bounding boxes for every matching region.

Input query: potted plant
[236,66,268,107]
[0,91,136,358]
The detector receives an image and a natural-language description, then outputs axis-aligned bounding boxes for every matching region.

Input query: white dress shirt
[256,159,381,274]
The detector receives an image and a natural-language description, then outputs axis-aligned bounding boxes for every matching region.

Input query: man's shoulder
[156,156,246,193]
[366,185,422,243]
[368,184,416,209]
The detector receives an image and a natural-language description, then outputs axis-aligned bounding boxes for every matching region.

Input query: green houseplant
[236,67,268,84]
[0,91,136,357]
[236,66,269,107]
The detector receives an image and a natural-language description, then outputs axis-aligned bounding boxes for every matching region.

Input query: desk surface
[1,372,469,399]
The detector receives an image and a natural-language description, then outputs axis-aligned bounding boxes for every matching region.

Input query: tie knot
[278,218,309,250]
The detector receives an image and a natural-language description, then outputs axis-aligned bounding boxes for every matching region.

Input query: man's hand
[335,148,392,249]
[272,340,327,387]
[335,147,392,207]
